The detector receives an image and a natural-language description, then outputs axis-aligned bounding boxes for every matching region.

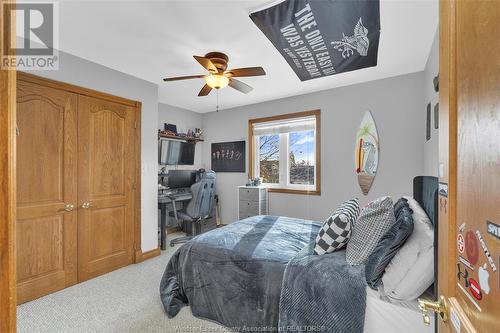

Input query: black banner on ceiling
[250,0,380,81]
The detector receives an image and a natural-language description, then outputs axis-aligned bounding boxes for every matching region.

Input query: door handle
[60,204,75,212]
[418,295,448,325]
[81,202,92,209]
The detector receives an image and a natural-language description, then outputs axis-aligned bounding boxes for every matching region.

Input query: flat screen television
[159,139,195,165]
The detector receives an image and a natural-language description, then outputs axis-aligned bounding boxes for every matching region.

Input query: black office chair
[170,171,216,246]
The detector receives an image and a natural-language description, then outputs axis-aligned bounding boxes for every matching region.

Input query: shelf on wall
[158,132,204,143]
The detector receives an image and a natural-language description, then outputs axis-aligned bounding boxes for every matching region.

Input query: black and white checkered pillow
[314,199,360,255]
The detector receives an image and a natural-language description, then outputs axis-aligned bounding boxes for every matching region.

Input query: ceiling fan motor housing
[205,52,229,73]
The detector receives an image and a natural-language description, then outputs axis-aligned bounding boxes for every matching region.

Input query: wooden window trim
[248,109,321,196]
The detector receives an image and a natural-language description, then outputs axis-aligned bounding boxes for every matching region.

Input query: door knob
[81,202,92,209]
[61,204,74,212]
[418,295,448,325]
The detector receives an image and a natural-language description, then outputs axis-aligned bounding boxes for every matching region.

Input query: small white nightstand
[238,186,268,219]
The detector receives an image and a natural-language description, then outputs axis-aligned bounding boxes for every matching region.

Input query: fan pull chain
[216,90,219,112]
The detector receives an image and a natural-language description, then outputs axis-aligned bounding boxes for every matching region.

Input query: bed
[364,287,434,333]
[160,176,438,332]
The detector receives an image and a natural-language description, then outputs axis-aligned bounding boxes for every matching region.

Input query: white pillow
[381,197,434,301]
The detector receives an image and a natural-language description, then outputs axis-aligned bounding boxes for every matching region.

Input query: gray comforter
[160,215,320,330]
[279,244,367,333]
[160,215,367,332]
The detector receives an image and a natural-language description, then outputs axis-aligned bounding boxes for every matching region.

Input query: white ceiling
[56,0,438,113]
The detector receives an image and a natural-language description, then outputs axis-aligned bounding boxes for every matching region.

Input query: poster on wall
[250,0,380,81]
[211,141,246,173]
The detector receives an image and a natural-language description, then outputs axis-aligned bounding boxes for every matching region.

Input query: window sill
[266,188,321,196]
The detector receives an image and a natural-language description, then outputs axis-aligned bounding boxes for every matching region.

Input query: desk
[158,192,192,250]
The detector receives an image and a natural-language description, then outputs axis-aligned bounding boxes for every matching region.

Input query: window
[249,110,320,195]
[258,134,280,184]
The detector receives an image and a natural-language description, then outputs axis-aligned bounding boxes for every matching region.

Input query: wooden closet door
[16,80,78,304]
[77,95,135,282]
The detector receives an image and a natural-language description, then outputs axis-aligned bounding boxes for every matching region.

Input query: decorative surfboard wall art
[355,111,379,195]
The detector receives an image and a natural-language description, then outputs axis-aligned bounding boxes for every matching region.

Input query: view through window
[250,110,320,194]
[289,130,315,185]
[259,134,280,184]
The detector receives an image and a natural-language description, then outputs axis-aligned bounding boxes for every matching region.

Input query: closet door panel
[77,95,135,282]
[16,80,78,304]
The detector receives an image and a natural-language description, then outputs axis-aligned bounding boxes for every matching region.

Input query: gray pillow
[394,197,410,219]
[381,197,434,301]
[346,196,395,265]
[365,206,414,289]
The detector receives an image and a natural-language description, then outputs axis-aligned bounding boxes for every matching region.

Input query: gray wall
[158,103,204,170]
[25,41,437,249]
[26,50,159,252]
[201,72,426,225]
[423,31,439,176]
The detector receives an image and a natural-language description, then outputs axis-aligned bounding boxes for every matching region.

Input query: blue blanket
[279,243,367,333]
[160,215,367,332]
[160,215,320,330]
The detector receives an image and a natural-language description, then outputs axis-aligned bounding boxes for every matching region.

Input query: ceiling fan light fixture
[205,74,229,89]
[163,52,265,96]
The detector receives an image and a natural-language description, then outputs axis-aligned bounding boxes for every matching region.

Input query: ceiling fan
[163,52,266,96]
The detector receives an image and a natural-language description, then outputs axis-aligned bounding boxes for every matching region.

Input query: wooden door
[437,1,500,332]
[77,95,135,282]
[15,79,78,304]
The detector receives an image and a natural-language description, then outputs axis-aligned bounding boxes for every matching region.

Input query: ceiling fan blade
[225,67,266,77]
[198,84,212,96]
[163,74,205,82]
[228,78,253,94]
[193,56,218,73]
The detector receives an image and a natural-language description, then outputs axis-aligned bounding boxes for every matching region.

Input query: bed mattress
[365,288,433,333]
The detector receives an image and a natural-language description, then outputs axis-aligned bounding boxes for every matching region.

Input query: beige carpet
[17,234,228,333]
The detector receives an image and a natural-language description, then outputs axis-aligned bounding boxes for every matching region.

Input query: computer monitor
[158,139,195,165]
[168,170,196,189]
